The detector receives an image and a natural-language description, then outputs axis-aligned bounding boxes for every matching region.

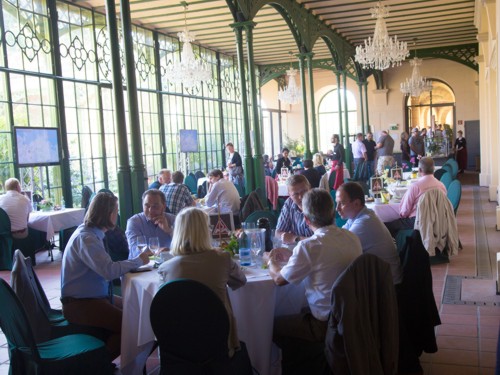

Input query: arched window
[318,89,357,152]
[404,80,455,133]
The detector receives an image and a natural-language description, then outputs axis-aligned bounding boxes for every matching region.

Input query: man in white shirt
[267,188,361,373]
[0,178,31,238]
[351,133,367,172]
[205,169,241,225]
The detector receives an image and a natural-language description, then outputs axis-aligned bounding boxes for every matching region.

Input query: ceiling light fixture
[167,1,211,88]
[278,52,302,105]
[355,1,409,71]
[400,39,433,97]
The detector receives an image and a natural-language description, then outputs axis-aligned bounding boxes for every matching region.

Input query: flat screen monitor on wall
[179,129,199,153]
[14,127,61,167]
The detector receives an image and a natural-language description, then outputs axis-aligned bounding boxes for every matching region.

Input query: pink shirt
[399,174,447,218]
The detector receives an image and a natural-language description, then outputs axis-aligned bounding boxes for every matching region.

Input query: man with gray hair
[386,157,446,237]
[276,174,314,244]
[268,188,362,374]
[148,169,171,190]
[0,178,32,239]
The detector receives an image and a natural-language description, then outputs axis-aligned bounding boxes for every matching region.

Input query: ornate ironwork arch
[409,44,478,72]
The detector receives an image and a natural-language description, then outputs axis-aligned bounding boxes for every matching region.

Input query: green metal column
[231,22,254,193]
[336,72,343,142]
[243,21,265,197]
[298,54,312,160]
[153,32,167,168]
[358,82,365,135]
[342,72,352,173]
[105,0,133,226]
[120,0,146,214]
[306,52,318,155]
[364,82,370,131]
[47,1,73,208]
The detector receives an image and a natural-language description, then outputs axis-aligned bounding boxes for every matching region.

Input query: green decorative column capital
[230,20,256,31]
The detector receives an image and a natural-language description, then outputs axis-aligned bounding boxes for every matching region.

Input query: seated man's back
[0,178,31,238]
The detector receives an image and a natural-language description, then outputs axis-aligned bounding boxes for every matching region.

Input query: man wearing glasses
[275,174,314,244]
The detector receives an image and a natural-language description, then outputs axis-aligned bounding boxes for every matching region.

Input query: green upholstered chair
[244,210,278,229]
[150,279,253,375]
[0,208,14,270]
[0,207,41,268]
[184,174,198,195]
[0,278,113,375]
[447,180,462,215]
[441,164,453,179]
[440,171,453,189]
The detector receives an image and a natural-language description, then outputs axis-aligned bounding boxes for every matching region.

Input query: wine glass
[149,237,160,263]
[137,236,147,254]
[248,230,263,266]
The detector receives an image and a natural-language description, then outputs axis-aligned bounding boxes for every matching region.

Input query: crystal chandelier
[278,52,302,105]
[167,2,211,88]
[400,40,433,97]
[355,1,409,71]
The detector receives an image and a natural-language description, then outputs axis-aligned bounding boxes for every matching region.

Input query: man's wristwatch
[294,236,300,243]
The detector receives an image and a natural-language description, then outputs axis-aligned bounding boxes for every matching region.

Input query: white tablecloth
[120,266,306,375]
[366,202,401,223]
[277,169,351,197]
[28,208,85,241]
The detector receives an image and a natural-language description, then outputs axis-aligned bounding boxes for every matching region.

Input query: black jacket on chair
[397,230,441,372]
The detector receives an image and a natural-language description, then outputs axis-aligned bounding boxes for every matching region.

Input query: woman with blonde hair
[313,153,326,177]
[158,207,246,355]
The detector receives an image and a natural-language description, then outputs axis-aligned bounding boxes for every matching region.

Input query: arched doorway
[404,80,456,157]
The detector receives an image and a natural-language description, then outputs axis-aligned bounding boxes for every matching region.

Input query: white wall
[260,57,479,155]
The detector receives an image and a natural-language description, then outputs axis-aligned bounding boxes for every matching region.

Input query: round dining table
[120,263,307,375]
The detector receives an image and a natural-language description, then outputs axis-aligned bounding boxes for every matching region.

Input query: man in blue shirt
[148,169,171,189]
[276,174,314,244]
[336,182,402,284]
[126,189,175,258]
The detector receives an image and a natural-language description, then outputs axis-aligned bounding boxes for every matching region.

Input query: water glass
[149,237,160,263]
[137,236,147,254]
[271,229,282,249]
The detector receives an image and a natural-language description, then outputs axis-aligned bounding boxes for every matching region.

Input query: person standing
[61,192,152,361]
[351,133,367,173]
[408,128,425,167]
[363,132,377,177]
[374,130,395,174]
[455,130,467,173]
[400,131,411,165]
[326,134,345,190]
[226,142,244,187]
[0,178,31,239]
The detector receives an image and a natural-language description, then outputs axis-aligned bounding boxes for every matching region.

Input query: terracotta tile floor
[0,172,498,375]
